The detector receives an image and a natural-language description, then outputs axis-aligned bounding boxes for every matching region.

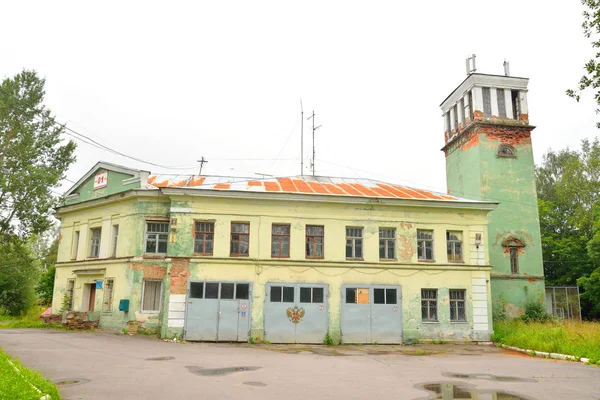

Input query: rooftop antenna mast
[306,110,321,176]
[465,54,477,75]
[197,156,208,175]
[300,100,304,176]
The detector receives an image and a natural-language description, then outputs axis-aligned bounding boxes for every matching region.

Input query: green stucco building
[441,71,545,317]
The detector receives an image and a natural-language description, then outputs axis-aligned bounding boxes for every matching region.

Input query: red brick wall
[170,258,190,294]
[131,263,167,280]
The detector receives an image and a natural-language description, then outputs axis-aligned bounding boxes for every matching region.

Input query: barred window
[271,224,290,257]
[379,228,396,259]
[66,279,75,311]
[194,222,214,255]
[421,289,438,322]
[510,248,519,274]
[230,223,250,256]
[89,228,101,258]
[102,279,114,313]
[146,222,168,254]
[306,225,324,258]
[417,230,434,260]
[450,289,466,322]
[346,227,363,259]
[446,231,463,262]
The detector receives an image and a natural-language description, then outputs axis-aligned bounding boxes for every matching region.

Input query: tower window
[497,144,516,158]
[510,248,519,274]
[445,112,452,138]
[511,90,521,120]
[468,91,474,120]
[497,88,506,119]
[482,87,492,118]
[460,98,466,127]
[453,104,458,132]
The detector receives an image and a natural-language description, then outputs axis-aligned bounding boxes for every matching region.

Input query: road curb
[496,343,590,364]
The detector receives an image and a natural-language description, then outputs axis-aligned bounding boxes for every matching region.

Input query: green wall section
[66,169,141,205]
[446,131,545,315]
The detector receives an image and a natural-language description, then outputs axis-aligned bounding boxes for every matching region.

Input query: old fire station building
[51,70,544,343]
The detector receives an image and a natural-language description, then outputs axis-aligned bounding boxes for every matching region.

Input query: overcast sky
[1,1,598,197]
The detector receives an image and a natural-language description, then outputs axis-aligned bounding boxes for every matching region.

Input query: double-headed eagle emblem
[286,306,305,323]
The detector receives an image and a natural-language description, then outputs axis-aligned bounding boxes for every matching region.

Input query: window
[145,222,168,254]
[306,225,324,258]
[497,144,516,157]
[460,98,466,127]
[453,104,458,132]
[230,223,250,256]
[468,91,474,120]
[89,228,101,258]
[510,248,519,274]
[417,230,434,261]
[300,287,324,303]
[482,87,492,118]
[421,289,438,322]
[346,287,370,304]
[271,224,290,257]
[379,228,396,259]
[111,225,119,258]
[450,289,466,322]
[374,288,397,304]
[142,280,162,312]
[511,90,521,120]
[194,221,214,255]
[445,113,452,137]
[446,231,463,262]
[346,227,363,259]
[189,282,250,300]
[497,88,506,118]
[102,279,114,312]
[66,279,75,311]
[270,286,294,303]
[71,230,80,260]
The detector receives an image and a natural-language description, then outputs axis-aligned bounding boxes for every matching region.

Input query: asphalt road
[1,329,599,400]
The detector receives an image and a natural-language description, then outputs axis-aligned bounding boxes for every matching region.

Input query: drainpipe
[160,261,173,339]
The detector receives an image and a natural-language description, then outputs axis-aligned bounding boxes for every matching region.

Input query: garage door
[341,285,402,344]
[264,283,328,343]
[184,281,252,342]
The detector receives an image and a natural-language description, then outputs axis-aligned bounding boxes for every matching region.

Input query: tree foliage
[568,0,600,128]
[536,138,600,318]
[36,239,58,307]
[0,69,76,237]
[0,236,38,315]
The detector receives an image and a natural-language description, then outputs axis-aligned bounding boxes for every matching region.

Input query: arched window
[497,144,516,158]
[502,237,525,274]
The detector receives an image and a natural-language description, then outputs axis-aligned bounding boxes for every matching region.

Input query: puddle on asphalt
[418,382,530,400]
[243,381,267,387]
[443,372,537,383]
[146,356,175,361]
[52,378,90,387]
[186,366,262,376]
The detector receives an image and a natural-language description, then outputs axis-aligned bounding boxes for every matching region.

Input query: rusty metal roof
[145,175,480,202]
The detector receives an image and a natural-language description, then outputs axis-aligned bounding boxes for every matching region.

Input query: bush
[520,300,551,323]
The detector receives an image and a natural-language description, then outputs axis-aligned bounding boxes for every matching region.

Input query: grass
[0,347,61,399]
[0,306,64,330]
[492,320,600,363]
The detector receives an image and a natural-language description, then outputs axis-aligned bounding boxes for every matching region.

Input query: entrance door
[184,281,252,342]
[341,285,402,344]
[264,283,328,344]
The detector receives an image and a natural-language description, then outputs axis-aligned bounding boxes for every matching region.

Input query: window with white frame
[421,289,438,322]
[102,278,114,312]
[142,280,162,312]
[89,228,101,258]
[417,230,434,260]
[449,289,466,322]
[71,230,80,260]
[446,231,463,262]
[379,228,396,259]
[482,87,492,118]
[346,227,363,259]
[111,225,119,258]
[145,222,168,254]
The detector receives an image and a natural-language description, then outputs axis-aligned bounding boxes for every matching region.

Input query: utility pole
[197,157,208,175]
[306,111,321,176]
[300,100,304,176]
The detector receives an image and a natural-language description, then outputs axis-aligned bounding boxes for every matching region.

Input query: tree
[536,139,600,318]
[0,69,76,237]
[0,235,38,315]
[0,70,75,315]
[36,239,58,306]
[568,1,600,128]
